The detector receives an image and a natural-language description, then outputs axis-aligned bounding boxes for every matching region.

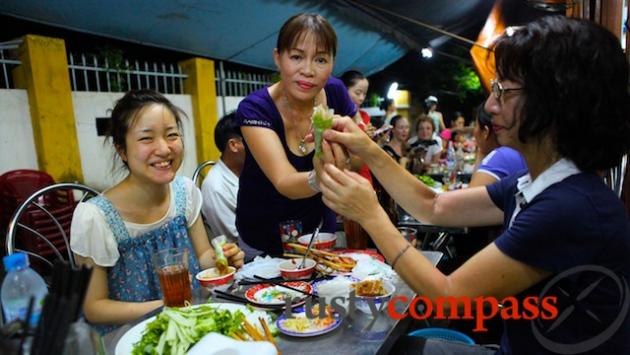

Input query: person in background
[425,95,445,135]
[381,115,410,167]
[381,98,397,126]
[340,70,373,185]
[70,90,244,333]
[235,13,358,259]
[408,113,442,147]
[318,16,630,353]
[340,71,371,130]
[407,115,442,174]
[452,111,466,129]
[440,111,474,152]
[201,112,246,245]
[469,105,527,187]
[340,69,375,248]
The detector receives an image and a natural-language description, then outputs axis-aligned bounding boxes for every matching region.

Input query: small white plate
[244,281,313,306]
[276,307,342,337]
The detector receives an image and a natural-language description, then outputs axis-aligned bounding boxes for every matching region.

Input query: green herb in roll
[312,104,334,158]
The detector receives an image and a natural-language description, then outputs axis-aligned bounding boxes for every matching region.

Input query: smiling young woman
[70,90,244,334]
[117,104,183,186]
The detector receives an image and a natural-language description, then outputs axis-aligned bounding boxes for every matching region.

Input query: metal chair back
[192,160,216,187]
[604,153,628,198]
[5,183,100,273]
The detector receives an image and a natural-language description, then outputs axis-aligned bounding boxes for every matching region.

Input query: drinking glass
[279,220,302,244]
[344,218,368,249]
[152,248,192,307]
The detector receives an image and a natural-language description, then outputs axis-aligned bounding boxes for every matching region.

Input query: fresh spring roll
[211,235,228,275]
[313,104,334,158]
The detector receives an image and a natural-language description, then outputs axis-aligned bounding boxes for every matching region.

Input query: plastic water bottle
[1,252,48,327]
[446,141,456,171]
[445,142,458,189]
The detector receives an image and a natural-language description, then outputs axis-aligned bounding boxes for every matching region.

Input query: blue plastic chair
[408,327,475,345]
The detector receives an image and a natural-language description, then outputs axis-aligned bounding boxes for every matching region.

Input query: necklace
[297,121,313,154]
[283,93,317,155]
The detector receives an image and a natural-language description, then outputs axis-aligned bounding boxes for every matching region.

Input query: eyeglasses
[490,79,524,103]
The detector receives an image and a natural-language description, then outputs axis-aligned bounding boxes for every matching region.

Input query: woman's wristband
[390,244,412,269]
[307,170,320,192]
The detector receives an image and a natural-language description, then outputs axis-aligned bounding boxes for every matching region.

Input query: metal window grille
[4,47,271,96]
[215,61,273,97]
[0,44,21,89]
[67,52,187,94]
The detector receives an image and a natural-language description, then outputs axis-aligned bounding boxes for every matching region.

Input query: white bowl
[353,279,396,314]
[277,258,317,280]
[196,266,236,291]
[297,233,337,250]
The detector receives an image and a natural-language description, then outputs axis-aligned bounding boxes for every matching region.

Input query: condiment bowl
[278,258,316,280]
[353,279,396,314]
[196,266,236,289]
[298,233,337,250]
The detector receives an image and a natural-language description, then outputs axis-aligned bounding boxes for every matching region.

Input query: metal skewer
[299,218,323,269]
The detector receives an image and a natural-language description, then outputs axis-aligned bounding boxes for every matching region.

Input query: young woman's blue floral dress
[71,176,202,334]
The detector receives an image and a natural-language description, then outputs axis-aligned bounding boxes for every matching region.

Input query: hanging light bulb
[386,82,399,99]
[421,47,433,58]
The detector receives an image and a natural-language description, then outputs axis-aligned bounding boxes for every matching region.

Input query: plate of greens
[115,303,274,355]
[415,175,437,187]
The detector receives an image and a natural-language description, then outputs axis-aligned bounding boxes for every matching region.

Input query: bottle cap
[3,252,29,272]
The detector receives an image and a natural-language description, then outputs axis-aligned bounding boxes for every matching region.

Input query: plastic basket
[408,327,475,345]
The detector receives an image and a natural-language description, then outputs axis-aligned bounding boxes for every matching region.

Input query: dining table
[103,250,443,355]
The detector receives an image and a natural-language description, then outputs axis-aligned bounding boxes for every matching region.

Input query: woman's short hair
[277,13,337,58]
[493,16,630,172]
[415,114,435,133]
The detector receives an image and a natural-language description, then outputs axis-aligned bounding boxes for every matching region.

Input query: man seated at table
[201,113,244,244]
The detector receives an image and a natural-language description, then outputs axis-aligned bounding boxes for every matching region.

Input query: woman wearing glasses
[316,16,630,354]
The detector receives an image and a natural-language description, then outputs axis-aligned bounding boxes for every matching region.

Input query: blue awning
[1,0,492,76]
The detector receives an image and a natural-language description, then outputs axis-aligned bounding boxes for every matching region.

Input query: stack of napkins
[350,255,395,281]
[235,255,285,280]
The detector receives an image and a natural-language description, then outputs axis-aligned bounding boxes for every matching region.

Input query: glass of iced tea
[279,220,302,246]
[152,248,192,307]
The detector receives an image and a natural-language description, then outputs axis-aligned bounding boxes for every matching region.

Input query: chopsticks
[212,290,286,310]
[238,276,285,285]
[31,261,93,355]
[253,275,318,299]
[238,274,331,286]
[213,289,254,304]
[17,297,35,355]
